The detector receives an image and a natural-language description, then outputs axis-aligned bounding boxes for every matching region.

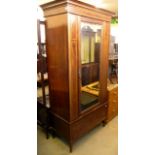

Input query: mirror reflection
[80,22,102,111]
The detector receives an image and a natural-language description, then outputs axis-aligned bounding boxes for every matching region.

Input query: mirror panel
[80,22,102,111]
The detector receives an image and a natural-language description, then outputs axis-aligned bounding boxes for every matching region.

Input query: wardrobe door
[79,18,103,112]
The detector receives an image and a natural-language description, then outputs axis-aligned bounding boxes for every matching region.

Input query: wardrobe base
[49,104,107,152]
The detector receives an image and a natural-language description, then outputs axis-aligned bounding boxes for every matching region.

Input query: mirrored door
[80,21,102,111]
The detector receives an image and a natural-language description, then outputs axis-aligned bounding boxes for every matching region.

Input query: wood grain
[41,0,113,152]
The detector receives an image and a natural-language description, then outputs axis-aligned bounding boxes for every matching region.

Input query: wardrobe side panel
[46,14,70,120]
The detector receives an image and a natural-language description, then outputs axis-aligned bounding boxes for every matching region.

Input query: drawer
[107,85,118,122]
[107,104,118,122]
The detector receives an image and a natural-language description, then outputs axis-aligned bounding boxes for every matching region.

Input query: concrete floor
[37,116,118,155]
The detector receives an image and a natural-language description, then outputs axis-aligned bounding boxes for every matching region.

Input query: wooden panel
[70,104,107,143]
[67,3,111,22]
[50,112,70,141]
[99,21,111,104]
[46,14,70,121]
[68,14,79,121]
[41,0,114,21]
[42,5,66,17]
[107,86,118,122]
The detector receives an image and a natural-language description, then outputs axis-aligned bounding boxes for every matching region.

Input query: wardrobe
[41,0,114,152]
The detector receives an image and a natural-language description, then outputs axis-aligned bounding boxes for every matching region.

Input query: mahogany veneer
[41,0,114,152]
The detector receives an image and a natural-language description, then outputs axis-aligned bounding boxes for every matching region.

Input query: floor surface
[37,116,118,155]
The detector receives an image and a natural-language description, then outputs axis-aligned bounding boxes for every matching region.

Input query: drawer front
[71,105,107,143]
[108,100,117,113]
[107,86,118,122]
[111,99,118,114]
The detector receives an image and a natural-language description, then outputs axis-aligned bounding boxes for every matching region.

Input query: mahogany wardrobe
[41,0,114,152]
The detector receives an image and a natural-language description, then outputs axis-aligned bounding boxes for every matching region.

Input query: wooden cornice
[41,0,115,19]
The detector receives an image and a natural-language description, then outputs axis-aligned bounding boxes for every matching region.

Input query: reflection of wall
[82,63,99,86]
[81,36,89,64]
[81,33,96,64]
[81,42,100,86]
[90,37,95,62]
[81,23,101,64]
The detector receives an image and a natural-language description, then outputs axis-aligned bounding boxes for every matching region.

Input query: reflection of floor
[81,81,118,94]
[81,81,99,96]
[80,91,98,110]
[37,116,118,155]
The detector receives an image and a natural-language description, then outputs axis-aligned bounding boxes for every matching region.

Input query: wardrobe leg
[69,143,73,153]
[52,130,56,138]
[46,127,49,139]
[102,120,106,127]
